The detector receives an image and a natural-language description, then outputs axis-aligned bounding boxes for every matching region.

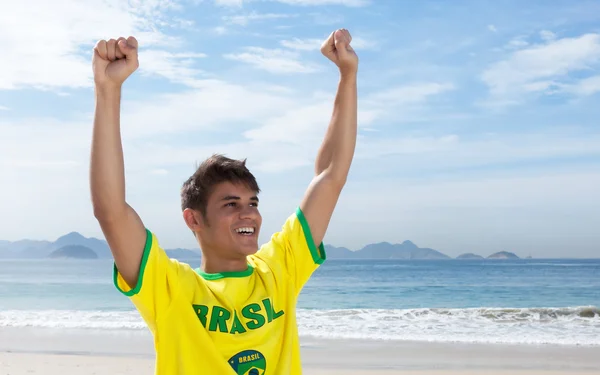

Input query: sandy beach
[0,327,599,374]
[1,351,598,375]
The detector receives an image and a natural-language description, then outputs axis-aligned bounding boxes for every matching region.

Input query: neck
[200,254,248,274]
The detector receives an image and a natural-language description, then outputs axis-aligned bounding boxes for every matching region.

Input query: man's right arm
[90,86,146,290]
[90,37,145,290]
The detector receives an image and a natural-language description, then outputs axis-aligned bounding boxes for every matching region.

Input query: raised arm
[300,29,358,246]
[90,36,146,289]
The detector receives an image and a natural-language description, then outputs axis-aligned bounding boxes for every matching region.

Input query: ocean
[1,258,599,346]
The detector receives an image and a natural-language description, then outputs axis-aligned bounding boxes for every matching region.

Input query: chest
[188,271,293,337]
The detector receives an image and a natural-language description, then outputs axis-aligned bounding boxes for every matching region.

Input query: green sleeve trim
[195,264,254,280]
[113,228,153,297]
[295,207,326,265]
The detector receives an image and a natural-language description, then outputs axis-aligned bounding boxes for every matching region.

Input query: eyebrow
[221,195,259,202]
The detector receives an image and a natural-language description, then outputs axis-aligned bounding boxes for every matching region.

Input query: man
[90,28,358,374]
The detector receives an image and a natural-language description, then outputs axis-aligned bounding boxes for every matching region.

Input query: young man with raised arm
[90,28,358,374]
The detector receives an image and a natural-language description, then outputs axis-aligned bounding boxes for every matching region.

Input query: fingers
[118,36,139,61]
[126,36,138,49]
[95,36,137,61]
[343,29,352,44]
[94,40,108,60]
[107,39,117,61]
[115,37,126,59]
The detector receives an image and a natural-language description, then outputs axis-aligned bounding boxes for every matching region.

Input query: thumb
[334,30,349,55]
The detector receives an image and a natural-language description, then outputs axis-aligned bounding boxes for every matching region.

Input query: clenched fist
[321,29,358,76]
[93,36,139,88]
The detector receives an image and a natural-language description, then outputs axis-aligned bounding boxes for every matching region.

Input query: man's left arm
[300,28,359,247]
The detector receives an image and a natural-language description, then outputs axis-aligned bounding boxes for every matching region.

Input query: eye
[250,202,258,207]
[225,202,237,207]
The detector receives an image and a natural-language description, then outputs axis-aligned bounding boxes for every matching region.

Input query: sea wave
[0,306,598,346]
[297,306,600,346]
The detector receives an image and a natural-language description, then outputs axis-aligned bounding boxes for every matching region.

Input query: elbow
[92,205,115,223]
[321,169,348,191]
[92,199,127,223]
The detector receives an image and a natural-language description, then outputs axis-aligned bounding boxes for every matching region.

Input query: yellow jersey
[113,207,326,374]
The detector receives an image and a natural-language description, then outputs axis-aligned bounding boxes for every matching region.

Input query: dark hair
[180,154,260,217]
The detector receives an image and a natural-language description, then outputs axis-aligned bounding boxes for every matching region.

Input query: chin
[240,245,259,256]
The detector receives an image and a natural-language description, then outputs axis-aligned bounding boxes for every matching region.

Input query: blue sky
[1,0,599,258]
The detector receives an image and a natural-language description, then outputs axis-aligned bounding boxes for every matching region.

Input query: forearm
[90,86,127,219]
[315,73,358,183]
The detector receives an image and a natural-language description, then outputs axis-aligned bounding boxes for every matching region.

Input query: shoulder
[252,207,326,265]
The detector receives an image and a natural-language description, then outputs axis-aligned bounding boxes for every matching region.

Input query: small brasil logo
[228,349,267,375]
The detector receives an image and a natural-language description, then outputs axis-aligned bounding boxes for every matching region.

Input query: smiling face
[190,181,262,260]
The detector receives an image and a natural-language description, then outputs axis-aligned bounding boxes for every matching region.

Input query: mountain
[53,232,111,258]
[0,232,522,261]
[324,245,353,258]
[457,253,484,259]
[49,245,98,259]
[0,232,202,261]
[487,251,520,259]
[166,248,201,260]
[325,240,450,260]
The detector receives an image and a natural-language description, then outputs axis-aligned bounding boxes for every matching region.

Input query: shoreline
[0,327,599,373]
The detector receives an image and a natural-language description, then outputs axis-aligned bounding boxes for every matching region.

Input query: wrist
[339,70,357,83]
[95,82,122,98]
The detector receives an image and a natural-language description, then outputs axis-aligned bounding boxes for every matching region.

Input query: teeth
[235,227,254,234]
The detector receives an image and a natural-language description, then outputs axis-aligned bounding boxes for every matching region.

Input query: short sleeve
[253,207,326,295]
[113,229,183,333]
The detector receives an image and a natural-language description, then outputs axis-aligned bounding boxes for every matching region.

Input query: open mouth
[235,227,255,236]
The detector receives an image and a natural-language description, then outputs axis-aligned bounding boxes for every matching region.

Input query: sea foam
[1,306,598,346]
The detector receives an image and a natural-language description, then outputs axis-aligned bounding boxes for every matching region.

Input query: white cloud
[223,47,321,73]
[215,0,244,6]
[213,26,228,35]
[505,37,529,50]
[138,50,207,84]
[215,0,368,6]
[0,106,8,111]
[482,33,600,103]
[120,79,298,138]
[0,79,456,179]
[488,24,498,32]
[280,36,376,51]
[540,30,556,41]
[243,81,453,145]
[365,82,455,105]
[0,0,196,91]
[354,132,600,167]
[563,74,600,96]
[222,11,295,26]
[275,0,368,6]
[244,101,332,144]
[280,38,323,51]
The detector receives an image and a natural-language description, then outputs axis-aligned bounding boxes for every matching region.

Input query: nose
[240,204,259,220]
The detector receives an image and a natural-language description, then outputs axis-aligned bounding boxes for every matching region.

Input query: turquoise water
[1,258,599,345]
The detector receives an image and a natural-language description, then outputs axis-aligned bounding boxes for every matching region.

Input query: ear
[183,208,206,231]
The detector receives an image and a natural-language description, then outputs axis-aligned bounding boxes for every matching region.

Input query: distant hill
[166,248,202,260]
[457,253,484,259]
[488,251,520,259]
[49,245,98,259]
[0,232,528,261]
[325,240,450,260]
[0,232,202,261]
[324,245,353,259]
[53,232,111,258]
